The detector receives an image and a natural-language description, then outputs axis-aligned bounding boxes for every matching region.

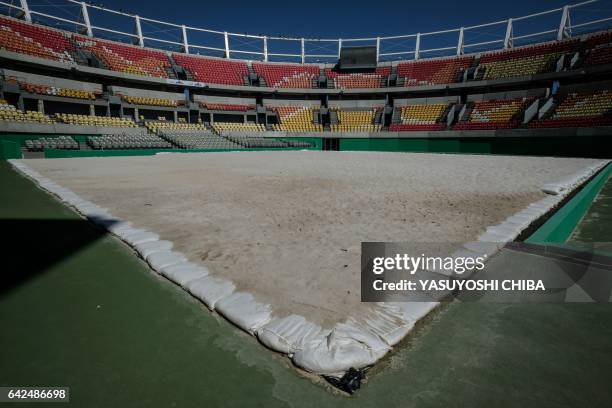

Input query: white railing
[1,0,612,63]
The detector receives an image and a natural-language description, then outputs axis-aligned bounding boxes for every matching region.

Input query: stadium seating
[530,91,612,128]
[478,40,577,80]
[0,101,53,124]
[253,63,319,88]
[582,31,612,67]
[172,54,248,85]
[55,113,137,127]
[273,106,322,131]
[389,103,448,131]
[20,82,97,100]
[212,122,265,133]
[146,121,206,133]
[74,35,171,78]
[224,135,291,148]
[25,136,78,151]
[331,109,381,132]
[454,98,531,130]
[201,103,254,111]
[87,132,172,149]
[325,68,391,89]
[158,129,243,149]
[0,16,74,63]
[398,56,473,86]
[122,95,179,107]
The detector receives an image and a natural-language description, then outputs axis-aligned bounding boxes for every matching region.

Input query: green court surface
[1,161,611,408]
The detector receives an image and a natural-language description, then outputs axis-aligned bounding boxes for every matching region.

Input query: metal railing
[1,0,612,63]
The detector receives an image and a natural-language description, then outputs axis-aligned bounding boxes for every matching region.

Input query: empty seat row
[0,101,53,124]
[331,109,381,132]
[201,103,254,111]
[158,129,243,149]
[55,113,137,127]
[173,54,248,85]
[87,133,172,149]
[212,122,265,133]
[398,56,473,86]
[25,136,78,151]
[20,82,97,100]
[254,63,319,88]
[454,98,531,130]
[530,90,612,128]
[146,121,206,133]
[122,95,180,107]
[325,68,390,89]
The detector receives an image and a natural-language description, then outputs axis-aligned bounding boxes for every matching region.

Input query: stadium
[0,0,611,405]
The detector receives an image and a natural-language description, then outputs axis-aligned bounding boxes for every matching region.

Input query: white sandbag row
[541,160,610,195]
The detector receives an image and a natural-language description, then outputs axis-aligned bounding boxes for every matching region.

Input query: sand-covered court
[19,151,603,374]
[24,151,599,326]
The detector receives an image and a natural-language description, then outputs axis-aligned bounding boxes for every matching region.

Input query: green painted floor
[1,161,611,408]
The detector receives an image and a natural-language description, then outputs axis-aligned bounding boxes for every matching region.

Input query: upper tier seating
[0,17,74,63]
[398,56,473,86]
[0,101,53,124]
[212,122,265,133]
[172,54,248,85]
[55,113,136,127]
[331,109,381,132]
[478,40,577,80]
[273,106,322,131]
[530,91,612,128]
[201,103,254,111]
[146,121,206,133]
[158,129,243,149]
[20,82,97,99]
[389,103,448,131]
[25,136,78,151]
[122,95,179,107]
[454,98,531,130]
[253,63,319,88]
[584,44,612,66]
[325,68,391,89]
[75,35,171,78]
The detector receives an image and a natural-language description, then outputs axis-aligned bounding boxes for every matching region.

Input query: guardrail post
[263,36,268,62]
[182,25,189,54]
[415,33,421,60]
[80,1,93,37]
[19,0,31,22]
[134,15,144,47]
[301,38,305,64]
[558,5,571,40]
[457,27,464,55]
[504,18,513,49]
[338,38,342,58]
[376,37,381,62]
[224,32,230,59]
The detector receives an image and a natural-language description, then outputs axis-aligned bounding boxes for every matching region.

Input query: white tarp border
[8,158,610,378]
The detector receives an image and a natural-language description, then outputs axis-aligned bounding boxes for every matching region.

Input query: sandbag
[160,262,209,286]
[134,240,173,259]
[146,250,187,271]
[257,315,323,355]
[215,292,273,335]
[185,275,235,309]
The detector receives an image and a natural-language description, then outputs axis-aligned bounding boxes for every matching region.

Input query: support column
[263,36,268,62]
[301,38,305,64]
[37,98,44,114]
[558,5,571,40]
[134,107,139,121]
[182,25,189,54]
[504,18,513,49]
[224,32,230,59]
[134,16,144,47]
[89,104,95,116]
[19,0,31,22]
[173,110,178,123]
[457,27,464,55]
[80,2,93,37]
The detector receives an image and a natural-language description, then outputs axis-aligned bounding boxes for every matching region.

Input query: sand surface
[24,151,599,327]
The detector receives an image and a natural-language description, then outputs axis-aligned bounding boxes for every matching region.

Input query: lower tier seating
[224,135,292,148]
[202,103,254,111]
[0,101,53,124]
[212,122,265,133]
[159,129,243,149]
[20,82,97,100]
[24,136,78,151]
[454,98,531,130]
[55,113,137,127]
[122,95,179,107]
[331,109,381,132]
[146,121,206,133]
[87,132,172,150]
[530,91,612,128]
[273,106,322,131]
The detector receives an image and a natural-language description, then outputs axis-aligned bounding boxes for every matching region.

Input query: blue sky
[16,0,612,61]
